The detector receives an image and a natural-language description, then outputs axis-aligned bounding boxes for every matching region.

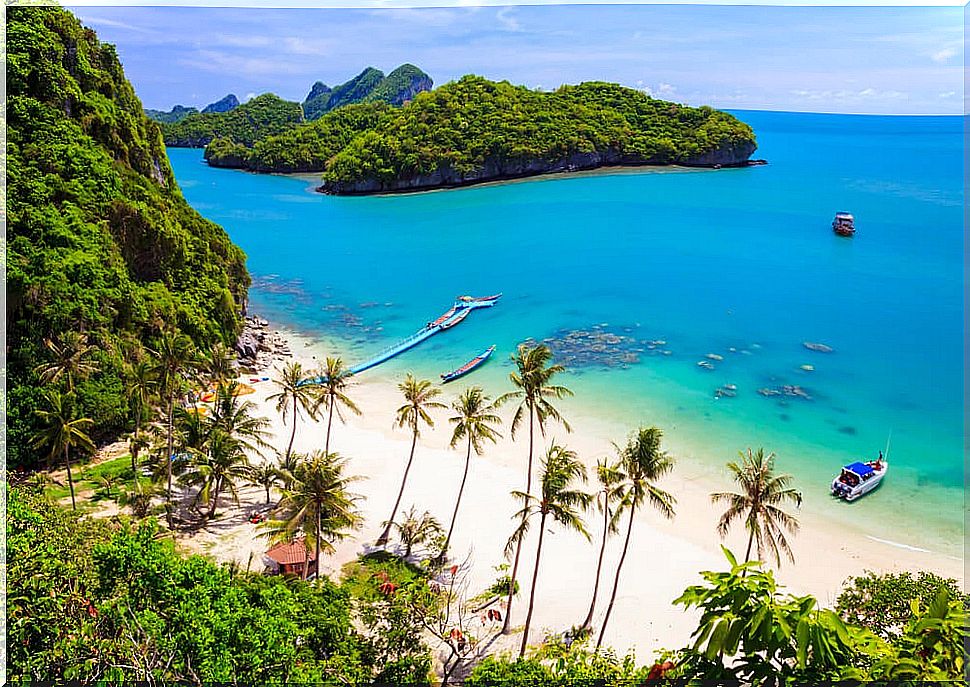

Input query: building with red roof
[264,539,316,578]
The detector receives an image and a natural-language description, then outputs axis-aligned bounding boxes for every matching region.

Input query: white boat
[831,458,887,501]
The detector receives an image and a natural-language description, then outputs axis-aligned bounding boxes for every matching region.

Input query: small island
[204,76,759,195]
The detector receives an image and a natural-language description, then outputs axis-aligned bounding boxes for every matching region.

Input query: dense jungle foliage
[205,75,756,187]
[6,6,250,468]
[144,104,198,124]
[161,93,305,147]
[7,487,434,683]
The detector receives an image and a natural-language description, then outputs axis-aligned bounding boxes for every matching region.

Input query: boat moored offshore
[441,345,496,383]
[831,456,886,501]
[832,212,855,237]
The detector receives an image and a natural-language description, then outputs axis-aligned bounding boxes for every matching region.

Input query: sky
[68,3,964,114]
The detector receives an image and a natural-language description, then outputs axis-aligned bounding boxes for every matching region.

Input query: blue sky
[69,3,963,114]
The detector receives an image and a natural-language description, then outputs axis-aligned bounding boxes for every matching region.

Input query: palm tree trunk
[166,394,175,528]
[519,510,547,657]
[597,503,637,650]
[744,526,756,563]
[207,476,222,520]
[441,436,472,561]
[378,427,419,546]
[315,506,322,580]
[264,484,271,504]
[502,408,535,635]
[64,446,77,511]
[325,395,335,455]
[285,395,298,461]
[131,407,141,475]
[581,500,610,631]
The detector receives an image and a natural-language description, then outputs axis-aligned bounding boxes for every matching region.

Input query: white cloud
[496,7,522,32]
[938,90,957,98]
[930,46,958,63]
[244,92,257,102]
[282,36,333,57]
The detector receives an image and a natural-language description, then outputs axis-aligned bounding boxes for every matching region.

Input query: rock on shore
[235,316,293,372]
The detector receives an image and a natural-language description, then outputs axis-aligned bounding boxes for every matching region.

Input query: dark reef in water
[522,324,672,370]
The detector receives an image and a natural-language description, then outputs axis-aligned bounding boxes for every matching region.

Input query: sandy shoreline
[187,325,964,660]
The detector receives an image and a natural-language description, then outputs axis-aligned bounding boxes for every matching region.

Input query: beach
[183,325,964,660]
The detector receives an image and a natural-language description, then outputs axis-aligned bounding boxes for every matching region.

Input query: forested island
[204,76,758,194]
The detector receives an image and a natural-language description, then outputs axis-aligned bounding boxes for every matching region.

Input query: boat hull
[831,464,886,501]
[441,345,496,383]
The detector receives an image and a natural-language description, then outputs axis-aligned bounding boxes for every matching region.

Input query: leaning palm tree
[579,457,627,632]
[263,450,363,578]
[34,331,100,394]
[439,386,502,563]
[267,361,318,463]
[507,444,591,657]
[180,430,252,520]
[711,447,803,566]
[32,390,96,510]
[313,357,361,454]
[125,359,158,475]
[382,506,444,558]
[151,330,196,528]
[377,374,445,546]
[496,343,572,634]
[597,427,676,649]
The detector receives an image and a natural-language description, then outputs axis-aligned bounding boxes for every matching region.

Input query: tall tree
[439,387,502,562]
[506,444,590,657]
[181,430,252,520]
[263,450,363,578]
[151,330,197,528]
[597,427,676,649]
[208,381,272,455]
[248,458,281,504]
[496,343,572,634]
[382,506,444,558]
[579,457,627,632]
[711,448,803,566]
[32,390,96,510]
[197,342,237,386]
[377,374,444,546]
[124,359,158,475]
[313,357,360,454]
[33,331,100,394]
[267,361,317,463]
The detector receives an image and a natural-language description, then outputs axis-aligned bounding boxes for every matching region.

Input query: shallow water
[169,110,964,558]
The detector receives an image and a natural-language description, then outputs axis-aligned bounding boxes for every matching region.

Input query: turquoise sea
[169,110,964,558]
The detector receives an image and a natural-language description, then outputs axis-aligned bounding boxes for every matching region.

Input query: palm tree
[377,374,445,546]
[496,343,572,634]
[263,450,363,578]
[125,359,158,475]
[382,506,444,558]
[597,427,676,649]
[151,330,196,528]
[248,458,281,504]
[711,448,803,566]
[310,357,360,455]
[32,390,96,510]
[439,387,502,562]
[198,342,237,386]
[267,361,317,463]
[34,331,100,393]
[180,430,252,520]
[579,457,627,632]
[208,381,272,454]
[507,444,591,657]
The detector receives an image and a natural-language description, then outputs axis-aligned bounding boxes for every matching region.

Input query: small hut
[264,539,316,578]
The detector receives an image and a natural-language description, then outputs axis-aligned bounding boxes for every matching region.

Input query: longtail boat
[440,308,471,330]
[441,345,496,383]
[429,305,459,329]
[458,293,502,304]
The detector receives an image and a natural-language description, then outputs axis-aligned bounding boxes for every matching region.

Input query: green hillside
[6,6,250,466]
[161,93,304,147]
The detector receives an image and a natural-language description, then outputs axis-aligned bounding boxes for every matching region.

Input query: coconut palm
[377,374,445,546]
[125,359,158,475]
[151,330,196,527]
[34,331,100,394]
[507,444,591,657]
[313,357,361,454]
[180,430,252,520]
[579,457,627,632]
[381,506,444,558]
[711,447,803,566]
[263,450,363,578]
[32,390,96,510]
[248,458,281,504]
[597,427,676,649]
[439,387,502,563]
[198,342,237,386]
[496,343,572,634]
[268,361,318,463]
[208,381,272,454]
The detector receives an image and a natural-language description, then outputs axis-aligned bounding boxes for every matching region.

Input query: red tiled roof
[265,539,310,565]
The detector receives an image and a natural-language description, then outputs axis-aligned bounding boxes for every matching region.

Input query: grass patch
[43,454,153,504]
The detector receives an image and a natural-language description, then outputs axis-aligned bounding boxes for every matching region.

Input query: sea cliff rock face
[320,142,758,195]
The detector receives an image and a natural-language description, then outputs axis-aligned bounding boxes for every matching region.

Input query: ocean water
[169,111,964,558]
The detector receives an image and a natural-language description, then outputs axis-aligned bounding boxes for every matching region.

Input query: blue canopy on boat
[844,461,873,477]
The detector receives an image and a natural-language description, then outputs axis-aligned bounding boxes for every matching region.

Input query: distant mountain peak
[303,64,432,120]
[202,94,240,114]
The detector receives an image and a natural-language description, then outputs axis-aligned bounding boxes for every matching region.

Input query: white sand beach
[184,326,964,661]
